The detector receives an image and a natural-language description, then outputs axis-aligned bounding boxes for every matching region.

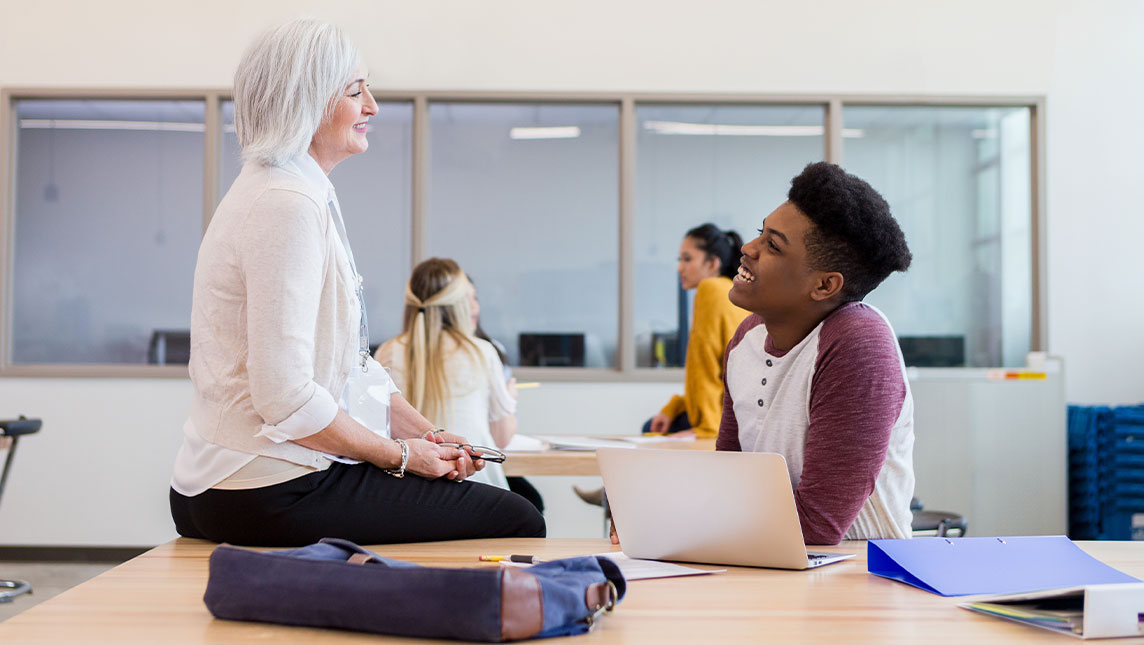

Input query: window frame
[0,88,1045,380]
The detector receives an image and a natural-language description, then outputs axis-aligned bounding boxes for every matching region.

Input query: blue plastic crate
[1068,404,1144,539]
[1098,508,1144,541]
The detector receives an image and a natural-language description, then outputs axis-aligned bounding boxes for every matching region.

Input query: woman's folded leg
[170,462,545,547]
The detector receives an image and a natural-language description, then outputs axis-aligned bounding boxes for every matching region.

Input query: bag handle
[584,579,619,629]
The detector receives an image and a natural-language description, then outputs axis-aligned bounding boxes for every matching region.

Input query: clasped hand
[407,430,486,481]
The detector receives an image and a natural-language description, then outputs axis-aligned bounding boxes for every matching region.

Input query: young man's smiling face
[729,201,822,320]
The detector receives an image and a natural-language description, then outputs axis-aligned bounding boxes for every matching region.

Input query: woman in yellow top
[577,223,749,506]
[647,223,750,438]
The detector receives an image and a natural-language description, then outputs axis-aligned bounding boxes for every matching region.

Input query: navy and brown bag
[204,538,626,641]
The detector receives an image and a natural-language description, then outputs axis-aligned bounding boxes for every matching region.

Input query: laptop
[596,448,855,570]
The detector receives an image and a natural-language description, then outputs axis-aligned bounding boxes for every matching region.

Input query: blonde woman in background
[376,259,518,492]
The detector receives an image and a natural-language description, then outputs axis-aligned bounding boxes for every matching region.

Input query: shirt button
[757,399,765,407]
[766,359,773,367]
[761,378,767,386]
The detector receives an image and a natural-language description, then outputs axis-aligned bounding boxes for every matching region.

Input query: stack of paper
[503,434,695,452]
[617,435,698,445]
[530,436,635,451]
[960,584,1144,639]
[503,434,549,452]
[964,597,1084,636]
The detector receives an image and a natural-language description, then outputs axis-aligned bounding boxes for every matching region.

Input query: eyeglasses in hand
[437,442,507,464]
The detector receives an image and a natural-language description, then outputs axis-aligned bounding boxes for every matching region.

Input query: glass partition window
[425,103,620,368]
[219,100,414,347]
[10,99,205,364]
[3,94,1039,374]
[843,106,1032,367]
[633,104,826,367]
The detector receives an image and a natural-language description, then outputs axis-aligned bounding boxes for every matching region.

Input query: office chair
[910,497,968,537]
[147,330,191,364]
[0,415,42,603]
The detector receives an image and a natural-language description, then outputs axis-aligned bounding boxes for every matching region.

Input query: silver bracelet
[383,439,409,478]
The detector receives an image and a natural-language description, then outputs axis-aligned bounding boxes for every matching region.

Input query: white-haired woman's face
[310,64,378,172]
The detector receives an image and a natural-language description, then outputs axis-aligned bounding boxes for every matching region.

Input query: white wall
[2,0,1142,545]
[3,0,1135,400]
[0,372,1066,545]
[0,378,678,545]
[1045,2,1144,404]
[0,1,1058,93]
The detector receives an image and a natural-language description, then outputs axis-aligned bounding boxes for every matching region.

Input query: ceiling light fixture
[643,121,864,138]
[509,126,581,140]
[19,119,205,133]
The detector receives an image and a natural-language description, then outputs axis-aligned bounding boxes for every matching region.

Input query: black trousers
[170,462,546,547]
[640,413,692,435]
[507,476,544,514]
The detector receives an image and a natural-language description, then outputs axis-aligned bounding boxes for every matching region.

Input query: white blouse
[377,335,516,490]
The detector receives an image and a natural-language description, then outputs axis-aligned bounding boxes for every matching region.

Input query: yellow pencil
[514,382,541,389]
[479,554,545,563]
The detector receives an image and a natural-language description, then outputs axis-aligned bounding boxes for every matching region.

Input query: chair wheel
[0,579,33,603]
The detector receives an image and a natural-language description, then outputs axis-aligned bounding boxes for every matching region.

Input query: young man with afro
[718,161,915,545]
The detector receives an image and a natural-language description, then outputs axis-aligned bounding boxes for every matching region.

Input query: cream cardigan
[172,155,359,495]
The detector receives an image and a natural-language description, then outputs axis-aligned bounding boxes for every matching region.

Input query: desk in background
[503,438,715,477]
[4,538,1144,643]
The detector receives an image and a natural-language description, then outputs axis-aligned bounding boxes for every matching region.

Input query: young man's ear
[809,272,844,302]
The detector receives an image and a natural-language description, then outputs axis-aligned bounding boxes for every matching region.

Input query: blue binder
[868,536,1139,596]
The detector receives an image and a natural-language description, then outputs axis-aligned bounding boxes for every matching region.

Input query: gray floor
[0,561,118,623]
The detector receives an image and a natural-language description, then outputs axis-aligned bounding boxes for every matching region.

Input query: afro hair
[787,162,912,301]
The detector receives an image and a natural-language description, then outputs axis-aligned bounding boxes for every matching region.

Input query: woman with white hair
[376,259,518,492]
[168,18,544,546]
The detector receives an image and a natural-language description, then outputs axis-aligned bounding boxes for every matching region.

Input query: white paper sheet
[502,552,723,581]
[596,553,725,580]
[617,435,698,444]
[530,436,636,451]
[503,434,549,452]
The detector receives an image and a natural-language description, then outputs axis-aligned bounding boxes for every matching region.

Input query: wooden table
[4,537,1144,643]
[502,438,715,477]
